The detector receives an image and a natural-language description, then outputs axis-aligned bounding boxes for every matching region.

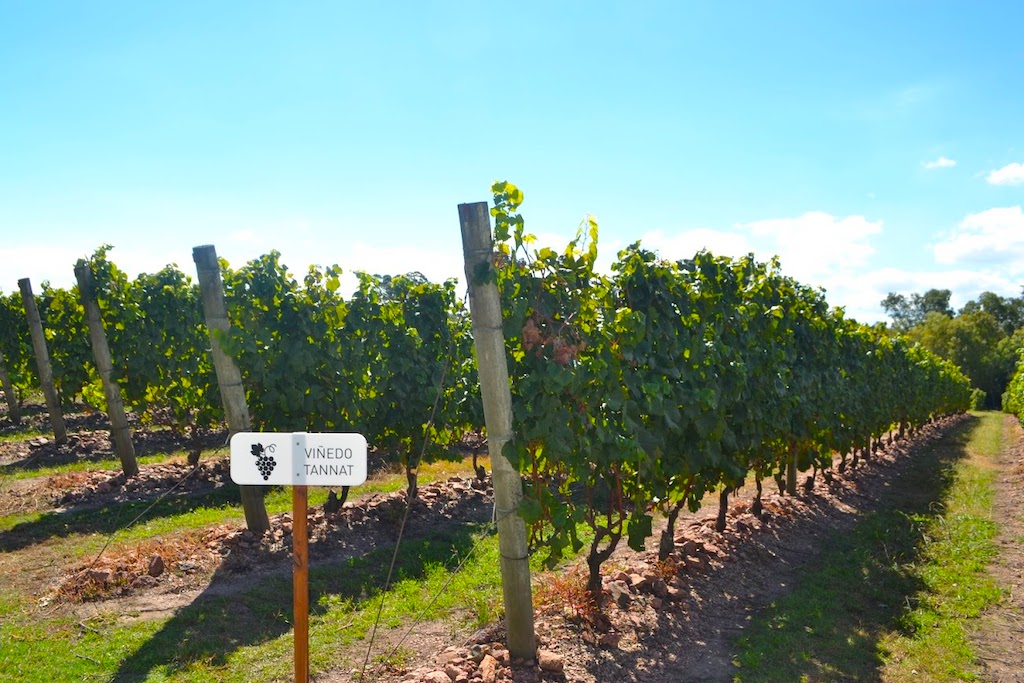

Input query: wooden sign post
[293,484,309,681]
[230,431,367,682]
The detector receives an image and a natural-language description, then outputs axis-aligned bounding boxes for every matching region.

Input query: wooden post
[74,262,138,477]
[458,202,536,661]
[18,278,67,444]
[0,354,20,424]
[293,485,309,683]
[786,441,798,496]
[192,245,270,534]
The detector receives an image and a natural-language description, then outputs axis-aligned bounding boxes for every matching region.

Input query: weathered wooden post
[193,245,270,535]
[74,262,138,477]
[786,441,798,495]
[18,278,67,443]
[0,354,19,424]
[458,201,536,661]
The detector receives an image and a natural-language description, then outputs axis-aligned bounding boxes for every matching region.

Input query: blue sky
[2,1,1023,322]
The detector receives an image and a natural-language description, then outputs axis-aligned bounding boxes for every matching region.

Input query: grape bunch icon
[251,443,277,481]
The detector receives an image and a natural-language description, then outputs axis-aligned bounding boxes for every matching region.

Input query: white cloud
[639,228,753,261]
[749,263,1021,326]
[0,245,94,293]
[866,267,1015,301]
[625,213,888,322]
[923,156,957,170]
[335,242,465,293]
[0,212,468,296]
[933,206,1024,271]
[854,267,1022,322]
[737,211,883,285]
[986,162,1024,186]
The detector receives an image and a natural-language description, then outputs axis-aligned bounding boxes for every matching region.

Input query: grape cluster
[251,443,276,481]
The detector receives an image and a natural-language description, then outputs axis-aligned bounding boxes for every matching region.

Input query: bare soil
[46,475,493,608]
[0,406,227,469]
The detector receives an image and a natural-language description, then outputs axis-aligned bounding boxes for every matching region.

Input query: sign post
[230,432,367,683]
[293,483,309,682]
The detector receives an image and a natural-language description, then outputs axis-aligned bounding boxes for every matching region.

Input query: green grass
[0,486,243,552]
[0,516,593,683]
[0,523,507,682]
[1,451,193,481]
[732,413,1005,682]
[0,442,517,681]
[0,495,589,683]
[0,427,48,443]
[879,413,1003,682]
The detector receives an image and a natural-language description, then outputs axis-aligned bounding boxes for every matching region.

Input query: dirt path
[970,416,1024,682]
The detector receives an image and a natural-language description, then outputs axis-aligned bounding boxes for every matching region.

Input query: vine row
[0,247,479,487]
[1003,352,1024,423]
[487,181,973,595]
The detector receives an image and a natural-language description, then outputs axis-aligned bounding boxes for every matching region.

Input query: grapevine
[489,180,972,598]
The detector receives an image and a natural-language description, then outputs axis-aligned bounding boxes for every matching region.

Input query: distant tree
[881,292,916,332]
[907,309,1014,408]
[906,310,955,354]
[881,288,953,332]
[916,288,953,318]
[960,291,1024,336]
[885,287,1024,407]
[998,326,1024,372]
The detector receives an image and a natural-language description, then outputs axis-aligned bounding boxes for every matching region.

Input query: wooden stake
[293,485,309,683]
[458,201,536,661]
[786,441,798,496]
[0,354,20,424]
[192,245,270,534]
[18,278,67,444]
[74,262,138,477]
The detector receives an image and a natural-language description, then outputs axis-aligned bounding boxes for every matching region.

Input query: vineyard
[1,184,975,585]
[0,182,1002,682]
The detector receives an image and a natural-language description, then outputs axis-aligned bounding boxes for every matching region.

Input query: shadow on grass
[0,404,110,440]
[109,524,481,682]
[0,401,54,436]
[0,486,243,552]
[731,416,976,682]
[0,428,228,474]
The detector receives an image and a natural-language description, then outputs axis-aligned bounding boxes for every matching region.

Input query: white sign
[229,432,368,486]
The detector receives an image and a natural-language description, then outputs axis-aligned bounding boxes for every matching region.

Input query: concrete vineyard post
[0,355,19,424]
[73,263,138,477]
[458,201,537,661]
[18,278,67,444]
[192,244,270,535]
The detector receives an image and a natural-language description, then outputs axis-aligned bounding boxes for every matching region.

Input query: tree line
[881,288,1024,407]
